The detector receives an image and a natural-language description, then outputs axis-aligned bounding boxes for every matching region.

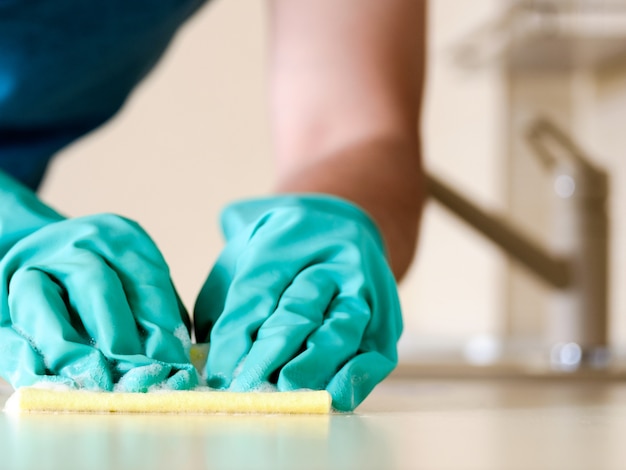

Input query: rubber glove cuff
[220,194,388,256]
[0,170,64,256]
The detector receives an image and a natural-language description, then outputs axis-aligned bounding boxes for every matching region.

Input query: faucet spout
[427,173,572,289]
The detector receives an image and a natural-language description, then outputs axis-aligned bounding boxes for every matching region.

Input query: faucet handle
[525,117,608,200]
[525,117,603,176]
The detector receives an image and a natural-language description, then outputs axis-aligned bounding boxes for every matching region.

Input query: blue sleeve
[0,0,207,190]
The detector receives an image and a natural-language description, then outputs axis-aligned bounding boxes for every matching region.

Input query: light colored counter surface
[2,377,626,470]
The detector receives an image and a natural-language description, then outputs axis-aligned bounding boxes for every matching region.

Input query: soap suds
[228,355,278,393]
[173,325,192,356]
[29,381,74,392]
[11,325,48,371]
[114,363,168,393]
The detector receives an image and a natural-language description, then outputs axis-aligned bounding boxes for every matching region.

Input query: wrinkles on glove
[194,195,402,412]
[0,213,198,392]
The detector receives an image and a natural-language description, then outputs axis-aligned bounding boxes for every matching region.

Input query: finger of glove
[164,367,199,391]
[173,283,192,333]
[40,254,172,388]
[229,266,337,392]
[193,225,287,341]
[194,258,234,342]
[8,268,113,390]
[47,251,189,387]
[276,296,370,392]
[42,253,145,364]
[115,363,172,392]
[66,215,193,367]
[125,283,194,366]
[204,256,299,389]
[91,236,194,368]
[326,351,396,412]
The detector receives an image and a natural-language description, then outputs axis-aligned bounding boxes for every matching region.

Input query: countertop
[2,377,626,470]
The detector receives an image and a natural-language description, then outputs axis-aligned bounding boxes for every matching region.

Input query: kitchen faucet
[427,117,609,369]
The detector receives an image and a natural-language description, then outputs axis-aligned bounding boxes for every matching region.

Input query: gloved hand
[194,195,402,411]
[0,170,196,391]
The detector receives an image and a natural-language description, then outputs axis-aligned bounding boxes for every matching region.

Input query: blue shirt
[0,0,206,189]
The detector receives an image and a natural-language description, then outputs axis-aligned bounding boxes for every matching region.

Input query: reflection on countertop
[2,378,626,470]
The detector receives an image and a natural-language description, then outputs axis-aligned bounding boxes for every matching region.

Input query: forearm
[275,137,425,280]
[268,0,426,279]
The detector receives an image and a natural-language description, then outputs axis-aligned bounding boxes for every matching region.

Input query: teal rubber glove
[0,171,196,391]
[194,195,403,411]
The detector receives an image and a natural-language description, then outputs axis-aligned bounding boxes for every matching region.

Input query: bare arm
[268,0,427,279]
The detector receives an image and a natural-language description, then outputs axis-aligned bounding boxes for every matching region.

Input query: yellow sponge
[5,387,332,415]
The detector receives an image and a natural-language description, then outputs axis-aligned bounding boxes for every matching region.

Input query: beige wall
[45,1,626,358]
[39,0,507,358]
[400,0,506,354]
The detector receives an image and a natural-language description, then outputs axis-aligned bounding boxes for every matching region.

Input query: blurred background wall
[38,0,626,361]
